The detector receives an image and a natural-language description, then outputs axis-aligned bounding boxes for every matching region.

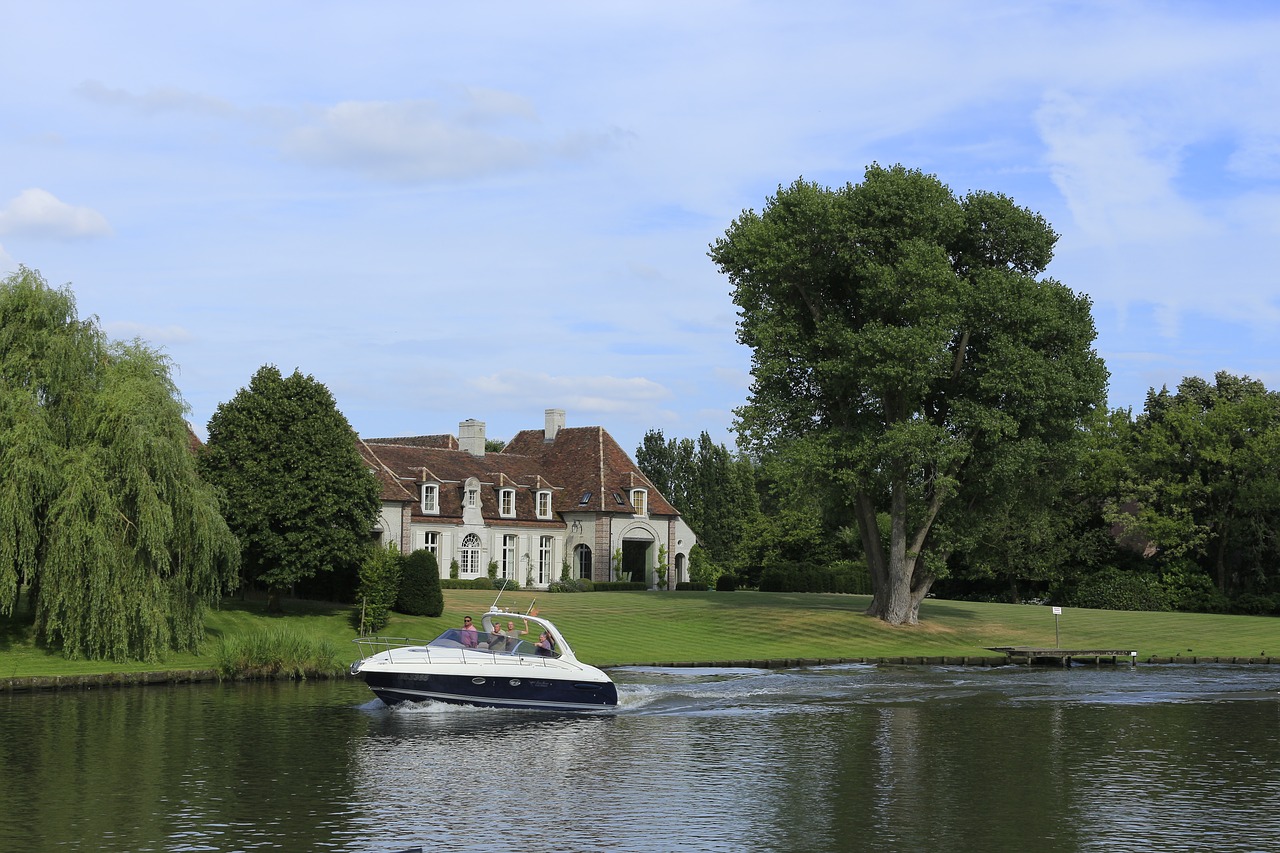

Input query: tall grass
[213,627,343,679]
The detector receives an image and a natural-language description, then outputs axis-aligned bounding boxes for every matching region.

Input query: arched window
[574,544,592,580]
[460,533,481,574]
[499,488,515,518]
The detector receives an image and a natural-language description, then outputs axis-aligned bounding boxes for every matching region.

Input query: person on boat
[487,622,507,651]
[535,631,555,656]
[459,616,479,648]
[506,620,529,647]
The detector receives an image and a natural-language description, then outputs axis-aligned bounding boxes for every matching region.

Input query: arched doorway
[621,529,655,585]
[574,544,592,580]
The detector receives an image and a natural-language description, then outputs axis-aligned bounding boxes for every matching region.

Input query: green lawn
[2,589,1278,679]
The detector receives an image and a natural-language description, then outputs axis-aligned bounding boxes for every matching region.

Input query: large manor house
[359,409,696,589]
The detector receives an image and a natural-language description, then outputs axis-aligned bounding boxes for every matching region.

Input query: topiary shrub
[396,549,443,617]
[715,574,738,592]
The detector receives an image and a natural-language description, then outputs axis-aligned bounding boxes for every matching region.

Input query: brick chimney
[458,419,486,457]
[545,408,565,442]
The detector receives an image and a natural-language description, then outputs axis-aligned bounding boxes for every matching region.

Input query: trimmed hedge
[675,582,709,591]
[758,562,870,594]
[440,578,497,590]
[591,581,650,592]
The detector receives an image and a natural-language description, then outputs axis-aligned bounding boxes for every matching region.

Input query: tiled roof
[358,439,564,525]
[502,425,680,517]
[364,434,458,450]
[362,422,683,521]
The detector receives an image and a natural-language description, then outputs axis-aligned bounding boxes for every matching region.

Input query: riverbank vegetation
[2,590,1276,680]
[6,164,1280,667]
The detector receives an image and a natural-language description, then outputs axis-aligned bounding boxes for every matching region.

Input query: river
[1,663,1277,852]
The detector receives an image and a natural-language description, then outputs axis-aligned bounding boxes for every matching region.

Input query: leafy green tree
[1114,373,1280,599]
[199,365,380,610]
[396,548,443,616]
[637,430,763,578]
[711,166,1107,624]
[357,543,402,633]
[0,267,238,660]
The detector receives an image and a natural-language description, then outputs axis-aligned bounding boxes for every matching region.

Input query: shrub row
[757,561,873,595]
[547,579,594,593]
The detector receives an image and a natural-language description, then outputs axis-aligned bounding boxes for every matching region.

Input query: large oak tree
[711,166,1107,624]
[0,267,238,660]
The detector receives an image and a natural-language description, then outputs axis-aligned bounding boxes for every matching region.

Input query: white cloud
[103,321,193,344]
[279,92,622,183]
[75,80,237,118]
[0,189,113,239]
[0,243,14,274]
[470,371,671,416]
[282,99,538,182]
[1036,91,1209,245]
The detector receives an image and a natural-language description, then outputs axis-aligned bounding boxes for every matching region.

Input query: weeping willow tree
[0,266,239,661]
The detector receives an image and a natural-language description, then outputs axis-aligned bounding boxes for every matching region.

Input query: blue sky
[4,1,1279,454]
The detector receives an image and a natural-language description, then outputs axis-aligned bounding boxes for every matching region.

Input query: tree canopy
[711,166,1108,624]
[198,365,380,609]
[1113,372,1280,601]
[0,267,239,660]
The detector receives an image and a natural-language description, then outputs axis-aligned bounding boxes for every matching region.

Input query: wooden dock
[987,647,1138,667]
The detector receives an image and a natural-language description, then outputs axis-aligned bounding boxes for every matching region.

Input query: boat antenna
[490,578,509,611]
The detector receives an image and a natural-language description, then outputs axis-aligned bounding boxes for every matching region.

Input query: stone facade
[359,409,696,588]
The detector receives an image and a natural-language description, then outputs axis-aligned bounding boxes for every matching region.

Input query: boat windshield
[428,628,559,658]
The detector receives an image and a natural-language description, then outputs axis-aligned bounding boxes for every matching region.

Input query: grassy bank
[2,590,1278,679]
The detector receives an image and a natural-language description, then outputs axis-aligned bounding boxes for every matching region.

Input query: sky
[4,1,1280,454]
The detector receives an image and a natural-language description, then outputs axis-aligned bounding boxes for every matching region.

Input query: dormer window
[631,488,648,517]
[536,490,552,519]
[466,487,478,509]
[499,488,516,518]
[421,483,439,515]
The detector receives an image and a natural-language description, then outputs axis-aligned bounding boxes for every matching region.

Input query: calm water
[1,664,1277,853]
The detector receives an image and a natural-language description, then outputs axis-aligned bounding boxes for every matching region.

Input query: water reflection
[1,665,1276,852]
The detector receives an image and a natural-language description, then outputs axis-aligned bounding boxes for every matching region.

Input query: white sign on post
[1052,606,1062,615]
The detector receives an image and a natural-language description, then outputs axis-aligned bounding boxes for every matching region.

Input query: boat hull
[360,669,617,712]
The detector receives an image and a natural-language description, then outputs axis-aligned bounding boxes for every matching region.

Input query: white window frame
[499,488,516,518]
[466,488,478,509]
[502,534,517,580]
[421,483,439,515]
[538,535,553,585]
[423,531,438,556]
[460,533,481,574]
[631,488,647,517]
[536,490,552,519]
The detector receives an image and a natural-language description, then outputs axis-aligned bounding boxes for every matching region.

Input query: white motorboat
[350,607,617,712]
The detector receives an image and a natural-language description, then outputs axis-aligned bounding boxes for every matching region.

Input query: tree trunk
[863,465,944,625]
[266,587,283,613]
